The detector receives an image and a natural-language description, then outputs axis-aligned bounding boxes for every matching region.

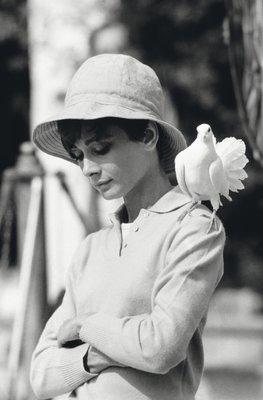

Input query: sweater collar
[147,185,192,213]
[109,186,192,224]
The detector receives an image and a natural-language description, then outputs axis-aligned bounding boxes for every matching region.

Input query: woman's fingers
[57,318,80,346]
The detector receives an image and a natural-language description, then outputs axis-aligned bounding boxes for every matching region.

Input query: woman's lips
[95,179,113,189]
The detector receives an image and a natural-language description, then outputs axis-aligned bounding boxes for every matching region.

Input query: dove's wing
[174,152,191,198]
[208,160,222,210]
[209,158,224,193]
[208,158,230,207]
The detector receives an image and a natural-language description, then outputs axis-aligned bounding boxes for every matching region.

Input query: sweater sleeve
[87,346,125,374]
[30,242,97,400]
[79,213,225,374]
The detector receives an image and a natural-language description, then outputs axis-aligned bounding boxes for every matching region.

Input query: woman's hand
[57,313,92,347]
[57,317,81,347]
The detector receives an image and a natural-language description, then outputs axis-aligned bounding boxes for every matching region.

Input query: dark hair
[57,117,166,167]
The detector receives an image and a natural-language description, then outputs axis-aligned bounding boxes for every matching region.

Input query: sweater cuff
[60,343,97,388]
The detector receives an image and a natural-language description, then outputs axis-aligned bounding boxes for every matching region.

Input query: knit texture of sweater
[30,186,225,400]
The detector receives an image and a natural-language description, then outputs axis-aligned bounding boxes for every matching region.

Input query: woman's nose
[82,157,101,177]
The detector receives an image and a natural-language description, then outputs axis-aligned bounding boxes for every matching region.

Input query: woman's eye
[70,149,83,162]
[91,143,111,155]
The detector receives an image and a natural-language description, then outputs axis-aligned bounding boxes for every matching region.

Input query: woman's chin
[98,186,123,200]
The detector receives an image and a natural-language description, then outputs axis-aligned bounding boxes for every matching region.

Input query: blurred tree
[0,0,29,175]
[225,0,263,164]
[119,0,263,294]
[218,166,263,291]
[120,0,240,142]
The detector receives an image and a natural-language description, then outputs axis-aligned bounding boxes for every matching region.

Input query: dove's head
[196,124,214,145]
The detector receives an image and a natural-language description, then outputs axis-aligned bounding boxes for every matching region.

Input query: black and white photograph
[0,1,263,400]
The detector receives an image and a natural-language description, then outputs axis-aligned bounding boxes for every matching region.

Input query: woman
[30,54,225,400]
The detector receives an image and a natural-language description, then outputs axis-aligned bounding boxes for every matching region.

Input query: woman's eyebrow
[83,136,96,146]
[84,133,113,146]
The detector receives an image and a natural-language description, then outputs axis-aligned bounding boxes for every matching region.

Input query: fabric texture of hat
[33,53,187,174]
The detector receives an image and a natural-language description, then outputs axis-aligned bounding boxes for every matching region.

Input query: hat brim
[33,102,187,174]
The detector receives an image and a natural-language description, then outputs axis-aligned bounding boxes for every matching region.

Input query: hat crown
[65,54,164,119]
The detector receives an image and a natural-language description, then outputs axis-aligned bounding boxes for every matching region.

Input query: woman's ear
[143,122,159,151]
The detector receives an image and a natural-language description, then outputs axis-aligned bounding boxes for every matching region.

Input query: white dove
[175,123,248,231]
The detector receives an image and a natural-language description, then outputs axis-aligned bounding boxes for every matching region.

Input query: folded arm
[30,240,123,400]
[78,214,225,374]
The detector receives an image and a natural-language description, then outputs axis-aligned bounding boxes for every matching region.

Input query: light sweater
[120,221,133,240]
[30,186,225,400]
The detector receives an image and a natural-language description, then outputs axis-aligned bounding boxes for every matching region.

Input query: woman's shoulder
[180,202,220,220]
[174,202,226,245]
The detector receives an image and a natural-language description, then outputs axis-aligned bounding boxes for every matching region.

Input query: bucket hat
[33,53,187,174]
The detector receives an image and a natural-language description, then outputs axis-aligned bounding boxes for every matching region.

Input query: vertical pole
[8,142,47,400]
[0,169,16,268]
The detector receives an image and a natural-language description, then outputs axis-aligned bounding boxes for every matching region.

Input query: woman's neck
[123,168,173,222]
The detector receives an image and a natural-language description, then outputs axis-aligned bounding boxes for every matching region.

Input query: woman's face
[71,121,153,200]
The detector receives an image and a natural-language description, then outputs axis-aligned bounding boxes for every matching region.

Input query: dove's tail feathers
[228,168,248,180]
[210,194,221,211]
[223,193,232,201]
[216,137,248,194]
[216,137,248,162]
[228,154,249,170]
[228,177,245,191]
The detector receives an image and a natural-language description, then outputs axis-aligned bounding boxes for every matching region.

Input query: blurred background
[0,0,263,399]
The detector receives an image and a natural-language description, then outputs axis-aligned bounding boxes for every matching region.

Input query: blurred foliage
[218,167,263,292]
[119,0,263,293]
[0,0,29,174]
[120,0,238,141]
